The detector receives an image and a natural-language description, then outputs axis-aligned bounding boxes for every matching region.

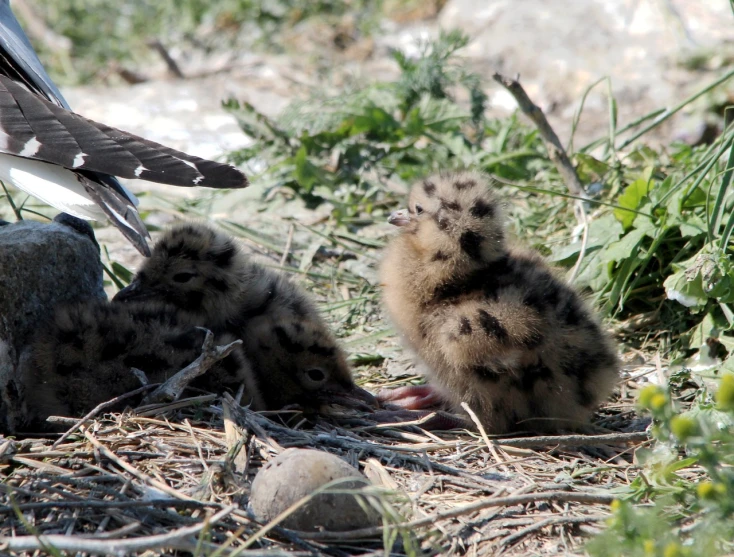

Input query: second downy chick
[379,171,619,433]
[21,299,259,430]
[113,222,375,411]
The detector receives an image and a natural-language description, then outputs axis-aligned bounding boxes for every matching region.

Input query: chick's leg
[377,384,443,409]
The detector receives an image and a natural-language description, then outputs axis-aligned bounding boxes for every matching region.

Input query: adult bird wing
[0,0,248,255]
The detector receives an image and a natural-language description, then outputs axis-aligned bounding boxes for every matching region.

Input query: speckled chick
[22,299,258,429]
[379,171,619,433]
[113,222,374,411]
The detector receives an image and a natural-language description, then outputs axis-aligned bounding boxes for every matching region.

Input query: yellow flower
[663,542,682,557]
[638,385,663,408]
[697,481,715,500]
[643,539,656,555]
[716,373,734,411]
[670,415,697,441]
[650,393,668,411]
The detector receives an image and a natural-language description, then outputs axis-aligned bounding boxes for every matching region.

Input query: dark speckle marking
[184,291,204,310]
[124,354,170,370]
[273,326,304,353]
[511,361,553,392]
[56,328,79,346]
[308,343,335,356]
[164,240,200,261]
[470,199,494,219]
[560,348,595,379]
[477,310,508,339]
[290,298,308,318]
[206,277,229,292]
[459,230,484,260]
[164,329,203,351]
[523,282,561,311]
[179,225,205,239]
[430,255,512,304]
[577,383,595,407]
[101,340,129,361]
[433,213,450,231]
[212,244,236,267]
[454,179,476,190]
[220,354,241,376]
[523,329,544,349]
[422,180,436,197]
[57,363,77,376]
[440,198,461,212]
[458,317,472,335]
[473,365,501,382]
[431,251,449,262]
[557,297,584,326]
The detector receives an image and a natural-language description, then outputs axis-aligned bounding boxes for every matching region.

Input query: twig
[83,430,191,501]
[226,399,497,484]
[280,223,295,267]
[492,72,586,199]
[51,385,157,449]
[146,38,185,79]
[568,203,590,284]
[461,402,511,475]
[498,514,608,548]
[0,506,236,555]
[298,490,616,541]
[493,431,649,449]
[0,499,217,514]
[142,330,241,405]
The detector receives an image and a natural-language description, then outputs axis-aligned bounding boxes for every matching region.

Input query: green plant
[587,380,734,557]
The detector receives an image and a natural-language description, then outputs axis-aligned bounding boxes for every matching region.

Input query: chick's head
[113,223,247,321]
[250,318,376,411]
[390,171,506,266]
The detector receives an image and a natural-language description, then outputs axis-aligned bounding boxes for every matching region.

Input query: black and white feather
[0,0,248,255]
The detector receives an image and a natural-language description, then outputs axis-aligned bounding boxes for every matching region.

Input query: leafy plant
[587,380,734,557]
[224,30,552,226]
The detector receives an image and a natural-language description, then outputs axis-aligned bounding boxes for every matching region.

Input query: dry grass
[0,374,650,556]
[0,185,656,556]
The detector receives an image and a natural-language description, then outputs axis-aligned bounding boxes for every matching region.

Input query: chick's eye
[301,367,328,388]
[415,204,424,215]
[307,368,326,382]
[172,272,197,283]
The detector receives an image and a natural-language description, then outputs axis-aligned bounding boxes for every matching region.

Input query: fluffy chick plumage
[380,171,619,433]
[113,222,367,411]
[22,299,258,428]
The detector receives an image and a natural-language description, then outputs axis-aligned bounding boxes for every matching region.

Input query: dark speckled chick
[379,171,619,433]
[113,222,374,412]
[18,223,374,431]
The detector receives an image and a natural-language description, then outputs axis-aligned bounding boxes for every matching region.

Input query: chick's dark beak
[388,209,411,227]
[113,280,155,303]
[318,383,378,411]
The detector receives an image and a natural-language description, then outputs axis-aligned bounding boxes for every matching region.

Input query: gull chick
[22,300,259,429]
[113,222,375,411]
[379,171,619,433]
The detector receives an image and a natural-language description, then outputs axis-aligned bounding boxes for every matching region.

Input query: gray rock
[249,448,380,532]
[0,217,105,433]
